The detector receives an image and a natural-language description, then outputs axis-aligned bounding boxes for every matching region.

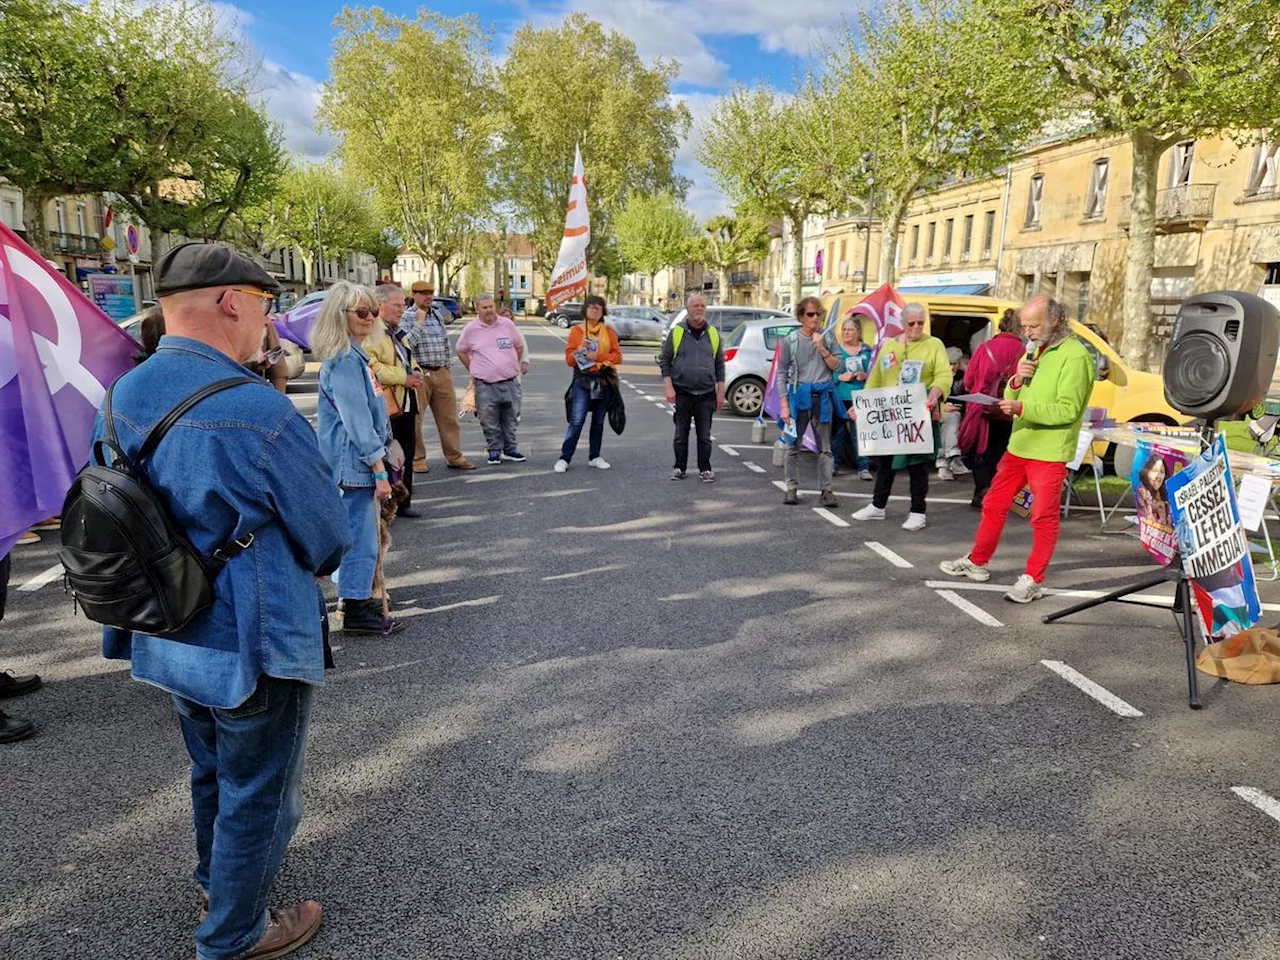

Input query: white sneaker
[939,554,991,582]
[902,512,927,531]
[949,457,971,476]
[859,469,873,481]
[852,504,886,521]
[589,457,611,470]
[937,465,955,481]
[1006,574,1044,603]
[553,459,568,473]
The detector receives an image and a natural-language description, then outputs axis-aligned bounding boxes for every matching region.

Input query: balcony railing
[48,232,101,255]
[729,271,758,285]
[801,268,819,284]
[1118,184,1216,231]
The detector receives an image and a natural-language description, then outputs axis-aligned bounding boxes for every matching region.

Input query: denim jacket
[93,337,351,709]
[317,343,391,488]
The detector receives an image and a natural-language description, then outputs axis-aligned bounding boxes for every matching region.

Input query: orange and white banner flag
[546,145,590,311]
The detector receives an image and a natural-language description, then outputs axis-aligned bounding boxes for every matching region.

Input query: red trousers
[970,453,1068,583]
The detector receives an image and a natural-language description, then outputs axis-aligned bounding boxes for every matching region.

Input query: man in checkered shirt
[399,280,476,471]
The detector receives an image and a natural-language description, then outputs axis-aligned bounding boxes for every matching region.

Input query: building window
[839,239,847,264]
[910,224,920,264]
[1247,143,1280,197]
[982,211,996,260]
[76,201,87,237]
[961,215,974,261]
[0,199,17,229]
[1084,159,1109,219]
[519,274,527,289]
[1168,141,1195,188]
[925,221,936,265]
[1025,174,1044,227]
[942,218,954,263]
[1076,277,1091,321]
[55,200,67,234]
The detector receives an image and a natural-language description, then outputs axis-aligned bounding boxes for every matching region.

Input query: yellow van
[820,291,1182,428]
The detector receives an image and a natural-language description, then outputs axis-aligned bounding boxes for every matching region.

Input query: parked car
[721,318,802,416]
[608,305,667,341]
[547,302,583,327]
[114,311,306,381]
[435,296,462,322]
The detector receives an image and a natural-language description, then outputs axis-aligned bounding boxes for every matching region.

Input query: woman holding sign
[852,303,951,531]
[940,295,1093,603]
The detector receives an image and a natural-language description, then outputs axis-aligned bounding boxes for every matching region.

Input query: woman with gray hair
[313,281,400,636]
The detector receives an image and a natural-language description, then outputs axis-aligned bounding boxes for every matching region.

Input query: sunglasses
[346,306,379,320]
[905,321,926,328]
[262,346,287,366]
[803,311,822,317]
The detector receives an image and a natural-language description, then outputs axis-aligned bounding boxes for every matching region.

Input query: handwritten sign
[852,383,934,456]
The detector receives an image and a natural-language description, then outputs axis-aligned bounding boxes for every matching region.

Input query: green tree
[995,0,1280,369]
[695,214,773,305]
[825,0,1052,288]
[320,8,495,291]
[271,163,377,289]
[613,192,697,303]
[698,86,839,306]
[498,13,690,279]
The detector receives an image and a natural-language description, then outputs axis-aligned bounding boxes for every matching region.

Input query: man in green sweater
[940,295,1094,603]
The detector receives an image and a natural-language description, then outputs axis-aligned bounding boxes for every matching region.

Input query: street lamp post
[315,203,325,290]
[860,129,879,293]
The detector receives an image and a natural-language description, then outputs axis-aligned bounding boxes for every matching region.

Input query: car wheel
[728,377,766,417]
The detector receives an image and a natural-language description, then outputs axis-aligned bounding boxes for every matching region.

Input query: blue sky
[219,0,854,218]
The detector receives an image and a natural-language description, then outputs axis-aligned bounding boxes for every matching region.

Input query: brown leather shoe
[412,463,429,474]
[447,459,477,470]
[239,901,322,960]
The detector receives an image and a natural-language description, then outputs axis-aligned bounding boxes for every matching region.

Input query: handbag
[385,385,402,419]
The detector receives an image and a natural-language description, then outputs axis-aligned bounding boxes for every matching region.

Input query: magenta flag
[0,222,139,556]
[273,298,321,350]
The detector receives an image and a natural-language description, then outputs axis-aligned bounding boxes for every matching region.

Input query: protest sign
[852,383,933,456]
[1129,439,1189,566]
[1166,436,1261,638]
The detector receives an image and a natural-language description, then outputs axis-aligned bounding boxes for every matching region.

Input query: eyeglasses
[262,346,287,366]
[803,311,821,317]
[905,321,926,328]
[346,306,379,320]
[218,288,275,314]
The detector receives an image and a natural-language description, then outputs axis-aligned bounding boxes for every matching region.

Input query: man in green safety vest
[658,294,725,482]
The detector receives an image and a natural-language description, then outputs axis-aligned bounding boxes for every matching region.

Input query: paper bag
[1196,627,1280,684]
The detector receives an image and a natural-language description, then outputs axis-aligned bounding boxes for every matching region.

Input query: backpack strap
[136,377,259,463]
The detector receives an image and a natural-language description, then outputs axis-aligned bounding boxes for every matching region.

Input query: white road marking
[812,507,850,527]
[1232,786,1280,824]
[1040,659,1143,718]
[923,579,1280,614]
[395,596,500,616]
[621,379,632,386]
[654,402,668,409]
[934,589,1005,628]
[19,563,63,592]
[542,564,628,581]
[865,541,913,568]
[744,462,767,474]
[768,480,972,506]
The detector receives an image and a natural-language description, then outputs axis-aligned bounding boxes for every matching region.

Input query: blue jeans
[337,487,377,600]
[173,677,315,960]
[560,377,606,462]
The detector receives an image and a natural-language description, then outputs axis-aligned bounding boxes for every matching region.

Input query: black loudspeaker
[1163,290,1280,420]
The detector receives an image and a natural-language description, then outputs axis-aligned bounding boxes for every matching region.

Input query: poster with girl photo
[1130,439,1188,566]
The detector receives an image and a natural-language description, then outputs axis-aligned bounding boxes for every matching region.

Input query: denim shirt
[94,337,351,709]
[317,343,390,488]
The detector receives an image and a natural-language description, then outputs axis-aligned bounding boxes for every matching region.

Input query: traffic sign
[125,224,139,256]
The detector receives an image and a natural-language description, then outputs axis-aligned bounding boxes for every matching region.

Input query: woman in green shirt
[851,303,952,531]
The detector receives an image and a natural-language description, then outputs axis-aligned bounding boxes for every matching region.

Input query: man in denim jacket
[95,243,350,960]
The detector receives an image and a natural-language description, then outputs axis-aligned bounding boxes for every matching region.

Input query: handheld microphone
[1022,340,1037,384]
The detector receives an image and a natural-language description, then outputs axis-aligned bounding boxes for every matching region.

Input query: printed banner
[546,145,590,311]
[852,383,934,456]
[87,273,136,322]
[1165,436,1261,639]
[1129,439,1189,566]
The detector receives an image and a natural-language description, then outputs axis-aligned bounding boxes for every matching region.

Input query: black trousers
[673,391,716,472]
[390,412,418,505]
[872,456,929,513]
[970,418,1013,495]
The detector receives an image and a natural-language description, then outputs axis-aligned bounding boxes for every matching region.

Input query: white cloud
[257,60,334,164]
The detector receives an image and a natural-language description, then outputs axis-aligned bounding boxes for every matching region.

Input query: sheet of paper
[949,393,1001,406]
[1236,473,1272,533]
[1067,429,1094,471]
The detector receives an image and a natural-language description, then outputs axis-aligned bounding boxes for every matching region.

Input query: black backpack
[60,376,259,636]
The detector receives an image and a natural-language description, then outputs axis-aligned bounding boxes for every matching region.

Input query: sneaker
[949,457,970,476]
[553,459,569,473]
[589,457,611,469]
[0,671,42,699]
[820,489,839,508]
[937,465,955,481]
[31,518,61,531]
[939,555,991,582]
[0,710,34,744]
[859,469,873,481]
[902,512,927,531]
[851,504,885,521]
[501,450,527,462]
[669,468,686,481]
[16,531,39,546]
[700,469,716,483]
[486,455,502,465]
[783,489,799,505]
[1006,574,1044,604]
[238,901,323,960]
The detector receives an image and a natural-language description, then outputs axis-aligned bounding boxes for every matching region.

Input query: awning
[896,282,991,295]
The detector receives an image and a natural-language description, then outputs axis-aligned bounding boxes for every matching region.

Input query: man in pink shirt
[457,294,530,464]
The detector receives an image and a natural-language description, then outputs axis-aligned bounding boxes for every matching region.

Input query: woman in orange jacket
[554,294,623,472]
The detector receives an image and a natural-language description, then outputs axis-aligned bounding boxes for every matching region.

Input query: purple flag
[0,222,139,556]
[273,298,321,350]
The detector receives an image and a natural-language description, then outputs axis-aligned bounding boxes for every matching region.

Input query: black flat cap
[154,242,280,296]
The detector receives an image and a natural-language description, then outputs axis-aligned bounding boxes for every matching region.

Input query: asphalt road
[4,323,1280,959]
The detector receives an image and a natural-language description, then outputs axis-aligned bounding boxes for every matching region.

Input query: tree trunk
[648,271,658,306]
[435,257,449,295]
[300,251,315,288]
[1121,130,1162,372]
[789,213,805,308]
[878,197,908,288]
[717,266,731,305]
[22,190,54,259]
